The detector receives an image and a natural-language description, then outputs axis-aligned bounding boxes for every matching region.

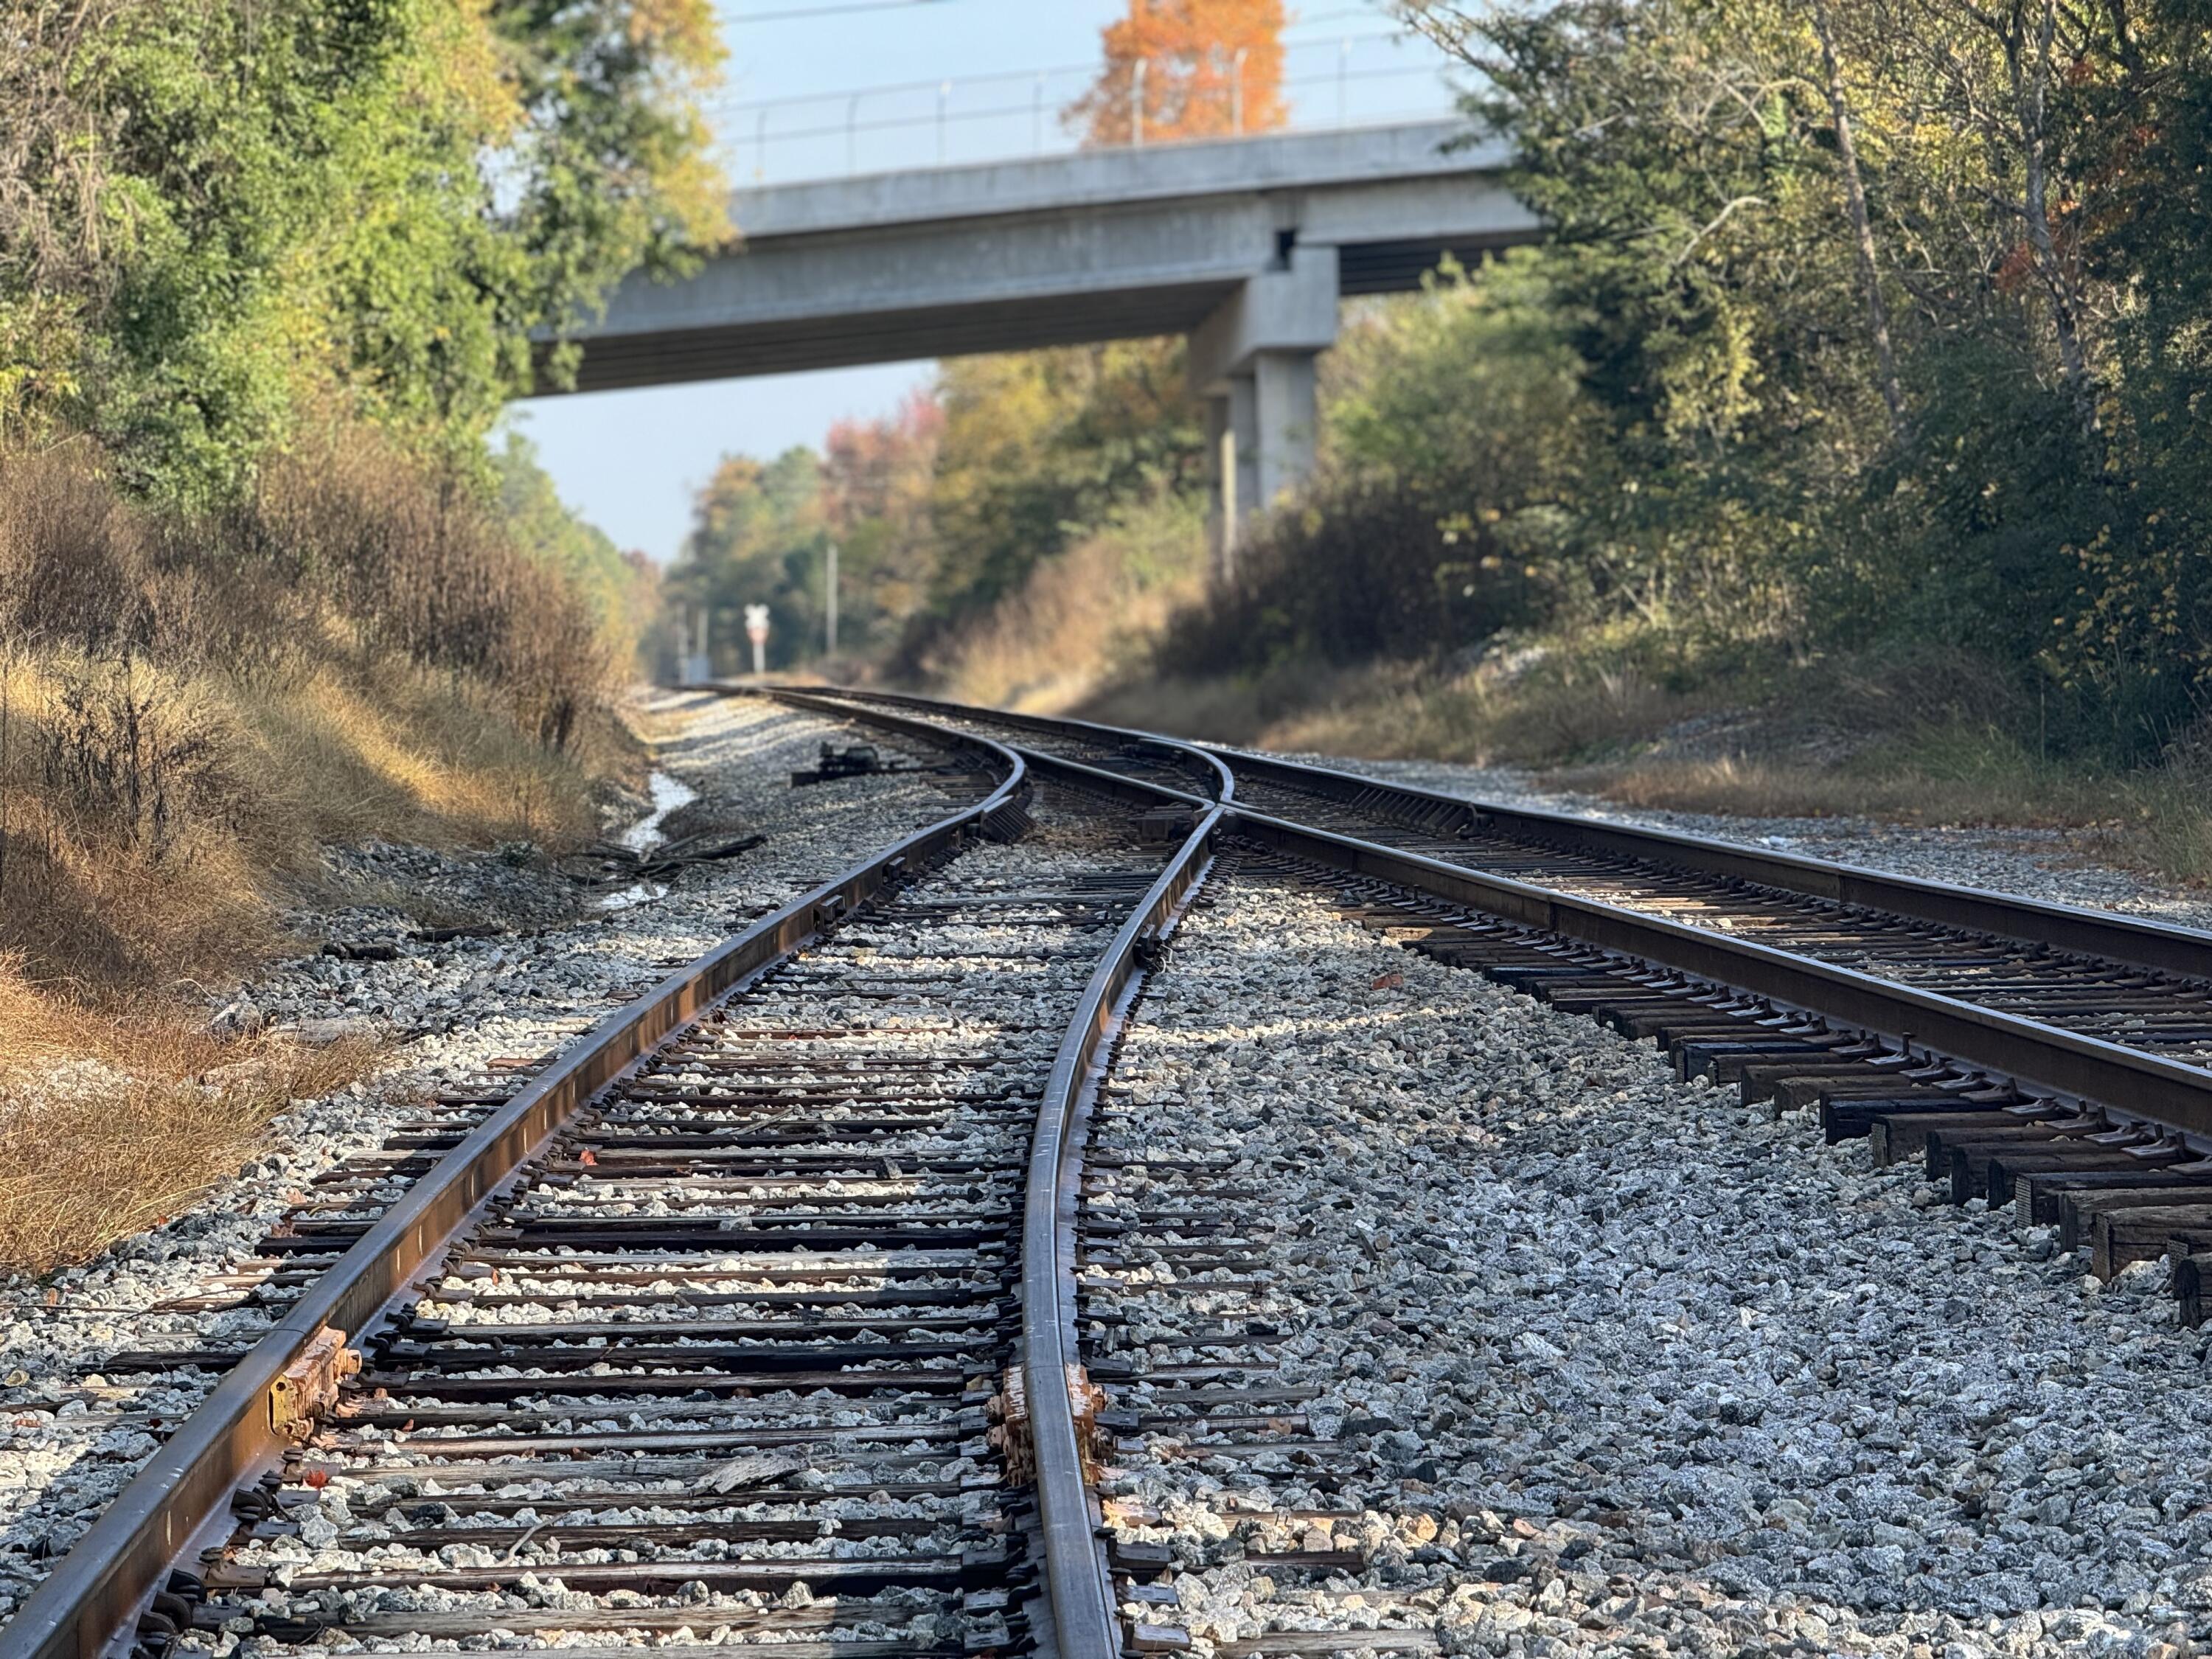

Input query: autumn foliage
[1068,0,1287,147]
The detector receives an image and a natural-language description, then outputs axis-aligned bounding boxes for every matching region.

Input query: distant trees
[664,397,950,672]
[1068,0,1288,145]
[824,394,947,639]
[652,1,1250,687]
[664,343,1211,675]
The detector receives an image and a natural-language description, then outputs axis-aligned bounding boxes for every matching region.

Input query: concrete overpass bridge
[543,120,1538,565]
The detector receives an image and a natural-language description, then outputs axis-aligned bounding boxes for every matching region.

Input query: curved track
[0,703,1215,1659]
[22,683,2212,1659]
[772,686,2212,1295]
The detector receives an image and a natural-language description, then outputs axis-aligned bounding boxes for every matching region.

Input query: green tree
[663,448,829,672]
[494,430,658,655]
[0,0,726,500]
[917,340,1204,647]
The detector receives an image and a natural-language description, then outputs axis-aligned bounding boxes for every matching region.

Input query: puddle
[599,770,700,911]
[620,770,698,854]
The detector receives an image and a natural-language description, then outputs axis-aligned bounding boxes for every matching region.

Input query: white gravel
[1283,752,2212,936]
[0,691,963,1603]
[1091,860,2210,1659]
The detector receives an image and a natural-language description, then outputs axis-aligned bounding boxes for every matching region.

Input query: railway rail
[773,686,2212,1298]
[14,682,2212,1659]
[1,703,1222,1659]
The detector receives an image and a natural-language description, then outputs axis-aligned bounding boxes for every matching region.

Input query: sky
[508,0,1461,564]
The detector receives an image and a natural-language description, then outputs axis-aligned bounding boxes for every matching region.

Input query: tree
[495,431,659,655]
[0,0,726,500]
[919,341,1203,641]
[498,0,731,380]
[1067,0,1287,147]
[822,392,945,648]
[663,448,828,672]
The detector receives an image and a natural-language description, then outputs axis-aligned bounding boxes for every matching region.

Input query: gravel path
[1295,753,2212,935]
[0,692,962,1603]
[1091,858,2209,1659]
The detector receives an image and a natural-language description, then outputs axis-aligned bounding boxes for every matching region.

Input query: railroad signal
[745,604,771,676]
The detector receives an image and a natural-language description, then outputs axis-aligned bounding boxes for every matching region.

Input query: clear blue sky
[509,0,1458,564]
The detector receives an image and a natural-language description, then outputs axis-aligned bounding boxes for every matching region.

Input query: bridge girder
[543,122,1540,563]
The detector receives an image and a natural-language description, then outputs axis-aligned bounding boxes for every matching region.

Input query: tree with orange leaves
[1065,0,1287,148]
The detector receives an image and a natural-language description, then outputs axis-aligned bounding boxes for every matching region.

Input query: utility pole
[825,543,840,658]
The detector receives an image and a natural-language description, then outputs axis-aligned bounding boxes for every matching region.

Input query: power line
[1287,3,1403,28]
[722,0,1394,24]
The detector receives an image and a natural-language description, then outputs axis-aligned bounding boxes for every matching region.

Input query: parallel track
[777,687,2212,1103]
[771,686,2212,1316]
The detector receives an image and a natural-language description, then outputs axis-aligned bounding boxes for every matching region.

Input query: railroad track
[18,683,2212,1659]
[0,705,1223,1659]
[771,686,2212,1306]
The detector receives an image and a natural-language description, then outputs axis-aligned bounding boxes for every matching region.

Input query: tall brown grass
[0,971,382,1271]
[0,432,633,1272]
[0,435,622,989]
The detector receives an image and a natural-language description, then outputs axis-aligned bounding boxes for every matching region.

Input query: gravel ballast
[1309,752,2212,936]
[0,692,964,1605]
[190,789,1161,1659]
[11,694,2212,1653]
[1091,859,2210,1659]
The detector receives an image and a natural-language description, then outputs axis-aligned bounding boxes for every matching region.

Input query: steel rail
[1209,744,2212,983]
[773,684,2212,982]
[1229,805,2212,1141]
[767,686,2212,1139]
[1023,794,1220,1659]
[764,684,1220,1659]
[765,684,1237,806]
[1,708,1029,1659]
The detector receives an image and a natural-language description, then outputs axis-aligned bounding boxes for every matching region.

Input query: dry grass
[1557,740,2212,884]
[1077,652,1720,767]
[937,499,1206,712]
[0,643,611,1275]
[1548,751,2086,827]
[0,435,639,1273]
[1078,663,1364,745]
[1086,633,2212,887]
[1245,664,1717,765]
[0,969,382,1273]
[0,437,635,991]
[0,647,611,993]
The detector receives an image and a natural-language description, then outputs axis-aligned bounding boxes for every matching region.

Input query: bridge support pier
[1191,247,1339,583]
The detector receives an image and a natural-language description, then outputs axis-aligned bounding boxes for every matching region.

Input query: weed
[0,979,382,1273]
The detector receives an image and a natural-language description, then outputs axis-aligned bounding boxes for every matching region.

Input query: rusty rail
[771,686,2212,1144]
[0,708,1028,1659]
[773,683,2212,981]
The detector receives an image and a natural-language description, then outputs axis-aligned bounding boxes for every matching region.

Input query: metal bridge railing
[708,32,1465,185]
